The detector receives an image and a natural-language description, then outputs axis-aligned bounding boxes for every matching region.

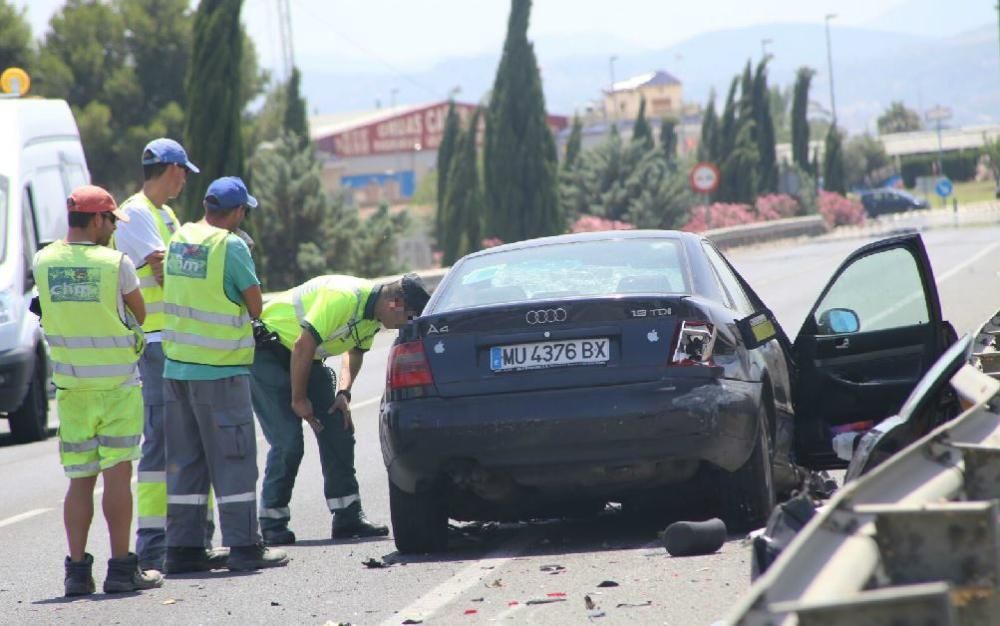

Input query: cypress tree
[435,100,460,251]
[483,0,560,243]
[182,0,245,220]
[442,109,483,265]
[698,91,719,163]
[823,124,846,194]
[564,115,583,169]
[791,67,815,174]
[752,58,778,193]
[283,66,309,146]
[631,98,653,149]
[719,120,759,204]
[738,60,754,123]
[718,76,740,159]
[660,117,678,164]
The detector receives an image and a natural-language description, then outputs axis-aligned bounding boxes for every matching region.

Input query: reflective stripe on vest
[34,242,140,390]
[115,193,179,334]
[162,222,254,366]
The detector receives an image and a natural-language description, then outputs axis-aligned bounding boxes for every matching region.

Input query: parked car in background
[0,96,90,442]
[380,230,954,553]
[859,188,929,217]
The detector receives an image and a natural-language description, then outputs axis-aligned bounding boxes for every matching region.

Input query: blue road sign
[935,177,953,198]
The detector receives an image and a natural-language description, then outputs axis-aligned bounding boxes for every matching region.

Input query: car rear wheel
[389,479,448,554]
[717,406,775,531]
[9,353,49,444]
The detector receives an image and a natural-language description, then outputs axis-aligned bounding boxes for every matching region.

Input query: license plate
[489,338,610,372]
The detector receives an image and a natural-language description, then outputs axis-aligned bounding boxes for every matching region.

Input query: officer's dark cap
[400,273,430,316]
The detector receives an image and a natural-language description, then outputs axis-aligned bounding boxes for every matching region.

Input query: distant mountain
[865,0,997,38]
[299,20,1000,133]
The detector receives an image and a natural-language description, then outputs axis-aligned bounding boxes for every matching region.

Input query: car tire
[389,479,448,554]
[717,407,775,531]
[9,353,49,444]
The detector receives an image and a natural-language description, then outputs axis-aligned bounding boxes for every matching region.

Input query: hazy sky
[20,0,950,73]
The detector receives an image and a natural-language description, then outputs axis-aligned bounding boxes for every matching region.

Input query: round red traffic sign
[689,162,720,194]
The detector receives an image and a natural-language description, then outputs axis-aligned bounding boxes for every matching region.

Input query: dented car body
[380,230,951,553]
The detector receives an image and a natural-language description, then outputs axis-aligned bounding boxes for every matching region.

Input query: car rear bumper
[0,346,36,413]
[381,377,762,495]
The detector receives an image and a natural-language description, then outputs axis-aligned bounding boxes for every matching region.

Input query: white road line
[381,531,538,626]
[934,241,1000,285]
[0,508,52,529]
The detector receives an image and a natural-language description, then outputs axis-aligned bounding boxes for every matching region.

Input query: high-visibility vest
[261,275,380,359]
[34,241,141,390]
[113,193,179,333]
[162,222,254,366]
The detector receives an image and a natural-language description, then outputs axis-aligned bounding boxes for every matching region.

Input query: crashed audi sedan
[380,230,952,553]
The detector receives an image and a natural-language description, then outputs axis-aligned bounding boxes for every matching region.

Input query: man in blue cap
[112,138,223,574]
[161,177,288,573]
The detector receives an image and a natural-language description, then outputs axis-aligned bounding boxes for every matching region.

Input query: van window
[0,176,8,263]
[30,167,69,243]
[62,162,88,191]
[22,186,40,283]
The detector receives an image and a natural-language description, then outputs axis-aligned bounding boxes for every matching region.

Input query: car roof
[461,229,702,260]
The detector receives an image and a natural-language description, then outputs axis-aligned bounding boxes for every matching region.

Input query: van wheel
[389,480,448,554]
[10,354,49,443]
[717,405,775,532]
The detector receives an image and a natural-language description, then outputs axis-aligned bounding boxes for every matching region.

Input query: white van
[0,97,90,442]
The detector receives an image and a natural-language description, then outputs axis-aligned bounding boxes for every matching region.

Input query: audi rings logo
[525,308,568,325]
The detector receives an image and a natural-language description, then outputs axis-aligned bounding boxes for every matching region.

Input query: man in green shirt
[251,273,430,544]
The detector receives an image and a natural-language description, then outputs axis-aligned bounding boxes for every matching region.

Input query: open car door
[792,234,951,468]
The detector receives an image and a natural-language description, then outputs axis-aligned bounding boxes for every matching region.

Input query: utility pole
[761,38,773,59]
[609,55,618,123]
[824,14,837,125]
[277,0,294,81]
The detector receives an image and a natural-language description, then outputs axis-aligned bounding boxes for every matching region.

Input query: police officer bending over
[251,273,430,545]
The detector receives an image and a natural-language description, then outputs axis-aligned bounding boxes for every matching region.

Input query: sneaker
[228,543,289,571]
[164,546,229,575]
[262,527,296,546]
[103,552,164,593]
[331,502,389,539]
[64,554,96,597]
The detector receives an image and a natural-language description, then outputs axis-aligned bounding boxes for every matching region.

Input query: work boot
[164,546,230,574]
[64,553,96,597]
[331,501,389,539]
[262,526,296,546]
[103,552,164,593]
[227,543,289,571]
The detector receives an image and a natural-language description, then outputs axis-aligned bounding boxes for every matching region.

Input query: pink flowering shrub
[481,237,504,249]
[755,194,801,220]
[681,203,756,232]
[570,215,636,233]
[817,191,865,227]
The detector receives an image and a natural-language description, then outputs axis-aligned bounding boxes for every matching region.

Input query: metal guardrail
[724,310,1000,626]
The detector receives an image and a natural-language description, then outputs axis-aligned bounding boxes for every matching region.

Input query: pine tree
[631,98,653,148]
[564,115,583,169]
[659,117,678,164]
[718,76,740,159]
[283,66,309,146]
[181,0,245,220]
[752,57,778,193]
[442,109,484,265]
[698,91,719,163]
[823,124,846,194]
[791,67,815,174]
[435,100,460,251]
[483,0,560,243]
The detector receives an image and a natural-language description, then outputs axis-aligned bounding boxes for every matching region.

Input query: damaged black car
[380,230,953,553]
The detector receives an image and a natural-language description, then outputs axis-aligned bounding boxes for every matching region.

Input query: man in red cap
[32,185,163,596]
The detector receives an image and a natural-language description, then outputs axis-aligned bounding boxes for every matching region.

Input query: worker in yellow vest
[113,137,219,573]
[33,185,163,596]
[251,273,430,544]
[162,177,288,572]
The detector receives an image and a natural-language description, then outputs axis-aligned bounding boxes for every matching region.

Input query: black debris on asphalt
[596,580,619,588]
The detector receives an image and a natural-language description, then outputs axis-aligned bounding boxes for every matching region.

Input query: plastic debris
[616,601,652,608]
[584,595,597,610]
[162,599,176,605]
[401,620,423,625]
[362,558,389,569]
[662,518,727,557]
[596,580,619,588]
[463,609,478,615]
[547,592,567,597]
[539,564,565,573]
[525,598,566,605]
[488,579,503,588]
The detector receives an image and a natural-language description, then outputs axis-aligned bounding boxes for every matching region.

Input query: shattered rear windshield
[434,237,688,312]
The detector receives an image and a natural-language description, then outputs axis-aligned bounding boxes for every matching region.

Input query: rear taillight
[388,340,434,389]
[669,320,716,366]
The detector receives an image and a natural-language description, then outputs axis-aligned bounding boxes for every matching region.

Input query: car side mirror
[817,308,860,334]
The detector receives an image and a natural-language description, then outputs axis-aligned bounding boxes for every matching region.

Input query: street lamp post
[609,55,618,123]
[824,14,838,125]
[761,38,773,59]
